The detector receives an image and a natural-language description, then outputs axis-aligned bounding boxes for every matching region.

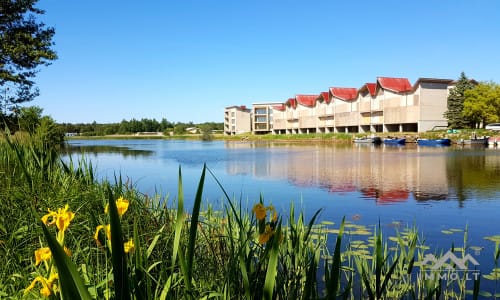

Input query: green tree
[463,82,500,128]
[0,0,57,112]
[18,105,43,133]
[173,123,187,134]
[444,72,476,128]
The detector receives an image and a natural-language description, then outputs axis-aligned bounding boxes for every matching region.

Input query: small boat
[383,137,406,145]
[417,138,451,146]
[353,136,382,145]
[457,132,488,146]
[458,137,489,146]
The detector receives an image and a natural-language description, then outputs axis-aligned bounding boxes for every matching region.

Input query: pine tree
[0,0,57,114]
[444,72,476,128]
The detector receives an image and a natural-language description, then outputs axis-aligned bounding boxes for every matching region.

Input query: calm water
[63,139,500,281]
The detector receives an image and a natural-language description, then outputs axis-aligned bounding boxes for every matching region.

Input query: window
[255,108,267,115]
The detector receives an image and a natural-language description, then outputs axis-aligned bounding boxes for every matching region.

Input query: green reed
[1,131,494,299]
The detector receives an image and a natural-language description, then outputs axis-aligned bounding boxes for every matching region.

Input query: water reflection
[224,142,500,205]
[62,144,153,158]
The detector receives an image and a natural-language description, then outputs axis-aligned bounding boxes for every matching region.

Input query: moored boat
[458,137,489,146]
[417,138,451,146]
[383,137,406,145]
[353,136,382,144]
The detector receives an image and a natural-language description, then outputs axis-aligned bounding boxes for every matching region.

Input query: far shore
[65,129,499,145]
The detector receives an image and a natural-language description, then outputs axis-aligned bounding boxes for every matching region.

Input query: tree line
[58,118,224,136]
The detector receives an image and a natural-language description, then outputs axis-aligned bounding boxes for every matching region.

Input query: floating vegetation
[483,268,500,281]
[484,235,500,243]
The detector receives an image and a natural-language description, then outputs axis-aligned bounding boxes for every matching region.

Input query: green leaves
[41,222,92,300]
[107,187,131,300]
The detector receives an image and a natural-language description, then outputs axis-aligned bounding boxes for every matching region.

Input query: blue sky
[34,0,500,124]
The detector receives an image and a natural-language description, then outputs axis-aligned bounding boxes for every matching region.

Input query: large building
[224,105,251,135]
[227,76,455,135]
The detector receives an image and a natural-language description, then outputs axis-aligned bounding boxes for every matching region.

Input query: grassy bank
[2,132,500,299]
[67,128,499,144]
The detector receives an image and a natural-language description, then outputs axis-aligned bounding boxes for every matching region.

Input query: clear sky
[33,0,500,124]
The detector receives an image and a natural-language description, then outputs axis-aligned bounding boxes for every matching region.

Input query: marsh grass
[0,131,496,299]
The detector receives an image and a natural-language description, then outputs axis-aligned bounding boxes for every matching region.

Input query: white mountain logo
[419,251,479,270]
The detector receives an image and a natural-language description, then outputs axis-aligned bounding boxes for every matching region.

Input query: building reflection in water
[224,142,500,205]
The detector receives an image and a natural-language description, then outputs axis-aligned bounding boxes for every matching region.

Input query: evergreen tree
[0,0,57,113]
[444,72,475,128]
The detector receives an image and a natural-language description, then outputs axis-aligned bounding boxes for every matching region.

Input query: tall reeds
[1,132,492,299]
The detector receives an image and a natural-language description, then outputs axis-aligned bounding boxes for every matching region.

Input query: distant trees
[58,118,224,136]
[0,0,57,114]
[462,82,500,128]
[17,105,64,145]
[444,72,476,129]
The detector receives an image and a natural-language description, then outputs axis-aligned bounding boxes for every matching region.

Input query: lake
[63,139,500,285]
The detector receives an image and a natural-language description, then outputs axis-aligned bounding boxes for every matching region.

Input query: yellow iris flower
[24,273,59,297]
[124,239,135,253]
[34,247,52,266]
[258,224,274,244]
[41,204,75,233]
[105,196,130,216]
[252,203,267,221]
[94,224,111,241]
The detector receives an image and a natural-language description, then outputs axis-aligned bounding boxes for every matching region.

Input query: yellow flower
[252,203,266,221]
[35,247,52,266]
[105,196,130,216]
[41,204,75,233]
[124,239,135,253]
[24,273,58,297]
[94,224,111,241]
[258,224,274,244]
[64,246,72,257]
[268,205,278,222]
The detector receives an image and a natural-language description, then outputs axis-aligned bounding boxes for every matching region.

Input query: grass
[1,130,499,299]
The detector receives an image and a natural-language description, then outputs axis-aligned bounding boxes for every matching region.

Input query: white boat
[353,136,382,144]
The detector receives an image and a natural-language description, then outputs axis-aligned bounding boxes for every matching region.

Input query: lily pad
[484,235,500,243]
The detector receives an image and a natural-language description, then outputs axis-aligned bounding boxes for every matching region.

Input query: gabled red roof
[377,77,412,93]
[286,98,297,109]
[296,95,317,107]
[272,104,286,111]
[329,87,357,101]
[316,91,330,103]
[359,83,377,96]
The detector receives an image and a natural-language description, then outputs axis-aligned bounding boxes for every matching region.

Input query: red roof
[272,104,286,111]
[359,83,377,96]
[296,95,317,107]
[286,98,297,108]
[377,77,412,93]
[329,87,358,101]
[316,91,330,103]
[361,188,409,204]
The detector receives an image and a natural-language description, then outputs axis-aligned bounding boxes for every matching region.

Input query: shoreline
[64,130,500,145]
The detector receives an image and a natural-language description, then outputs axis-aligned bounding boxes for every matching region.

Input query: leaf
[186,164,207,287]
[107,186,131,300]
[41,222,92,300]
[327,216,345,300]
[263,223,281,300]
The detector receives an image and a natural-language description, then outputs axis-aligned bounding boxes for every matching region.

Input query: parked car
[485,123,500,131]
